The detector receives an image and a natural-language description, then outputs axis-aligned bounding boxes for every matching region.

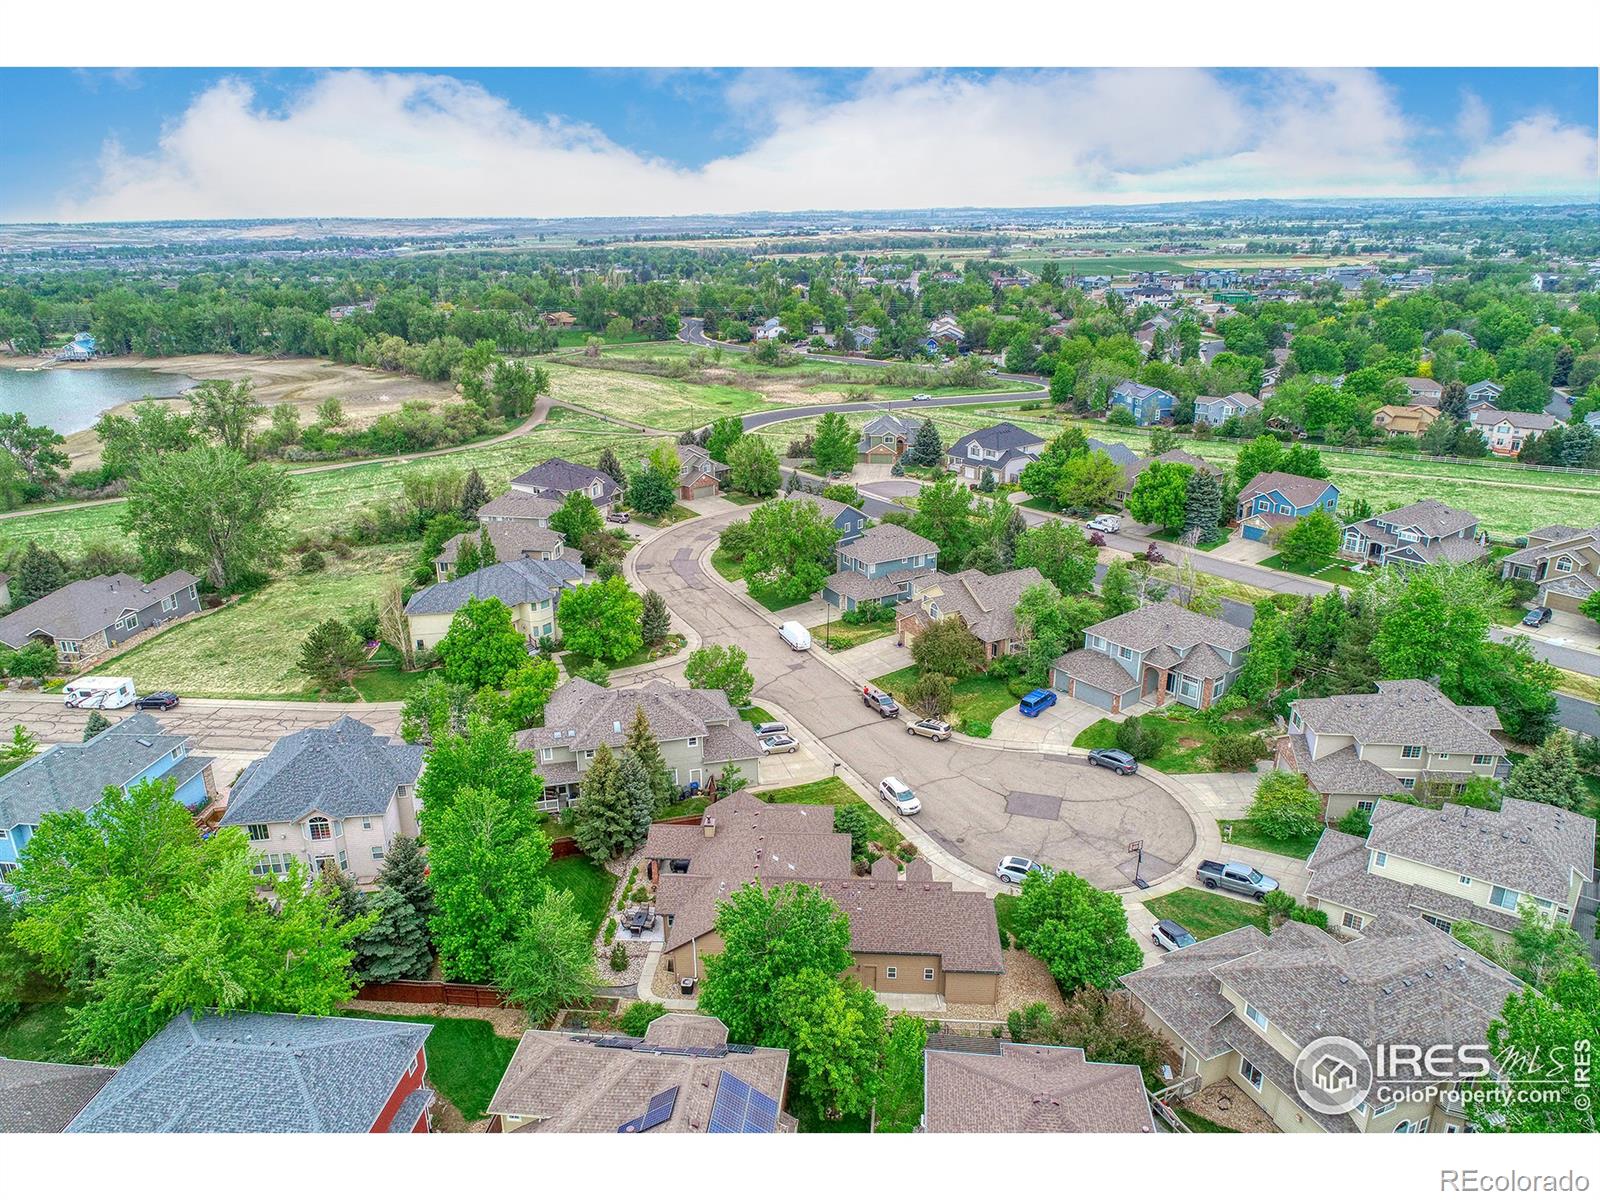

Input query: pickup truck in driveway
[1196,859,1279,900]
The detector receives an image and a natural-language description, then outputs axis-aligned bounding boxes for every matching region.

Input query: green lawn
[343,1011,519,1123]
[626,503,698,527]
[1219,817,1321,860]
[545,855,620,939]
[709,547,746,583]
[755,777,914,862]
[351,654,443,702]
[1175,1106,1244,1133]
[1259,551,1369,588]
[872,666,1018,736]
[542,360,770,428]
[0,1001,77,1063]
[738,704,776,726]
[560,633,686,677]
[1145,887,1269,940]
[1072,707,1272,774]
[811,617,895,652]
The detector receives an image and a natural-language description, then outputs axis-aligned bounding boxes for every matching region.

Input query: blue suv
[1018,688,1057,718]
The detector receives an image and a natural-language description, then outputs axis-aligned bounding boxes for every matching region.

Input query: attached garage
[679,472,719,501]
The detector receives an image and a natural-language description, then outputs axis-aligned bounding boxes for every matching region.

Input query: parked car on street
[1522,606,1553,628]
[1196,859,1279,900]
[1152,919,1198,952]
[863,686,899,717]
[606,511,631,524]
[1087,747,1138,775]
[996,855,1041,885]
[778,621,812,651]
[133,690,181,711]
[906,717,952,741]
[1086,514,1121,533]
[912,392,932,402]
[753,721,788,736]
[760,733,799,755]
[1018,688,1057,718]
[879,776,921,815]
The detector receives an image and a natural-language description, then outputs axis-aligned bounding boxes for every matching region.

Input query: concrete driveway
[830,634,912,679]
[990,693,1151,751]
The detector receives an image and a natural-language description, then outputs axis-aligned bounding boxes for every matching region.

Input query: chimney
[703,817,716,839]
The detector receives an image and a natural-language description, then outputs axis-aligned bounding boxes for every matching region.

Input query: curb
[615,513,707,680]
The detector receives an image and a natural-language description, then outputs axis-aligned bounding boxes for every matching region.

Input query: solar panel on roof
[617,1085,679,1133]
[708,1070,780,1133]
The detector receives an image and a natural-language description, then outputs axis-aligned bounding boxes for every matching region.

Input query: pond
[0,365,196,434]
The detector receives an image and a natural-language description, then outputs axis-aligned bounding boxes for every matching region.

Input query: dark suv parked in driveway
[1522,606,1553,628]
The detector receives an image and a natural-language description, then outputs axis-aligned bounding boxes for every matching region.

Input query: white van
[778,621,812,652]
[64,676,136,710]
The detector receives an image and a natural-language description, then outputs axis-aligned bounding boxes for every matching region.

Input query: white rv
[63,676,136,710]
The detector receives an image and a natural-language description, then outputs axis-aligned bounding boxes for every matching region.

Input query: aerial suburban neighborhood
[0,51,1595,1196]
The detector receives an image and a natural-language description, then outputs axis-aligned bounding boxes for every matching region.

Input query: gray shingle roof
[843,523,937,564]
[824,569,907,602]
[0,570,199,649]
[0,1058,117,1132]
[1086,438,1140,467]
[516,678,753,759]
[1281,734,1406,799]
[0,712,187,832]
[1118,449,1222,491]
[1290,679,1504,757]
[1357,499,1479,540]
[915,567,1045,644]
[1119,925,1269,1058]
[1366,797,1594,900]
[439,524,564,567]
[478,491,563,522]
[403,556,584,616]
[945,422,1045,464]
[221,716,423,826]
[923,1042,1154,1133]
[1238,471,1335,510]
[65,1009,430,1132]
[1052,646,1136,693]
[1084,600,1250,654]
[1304,828,1519,934]
[508,457,618,504]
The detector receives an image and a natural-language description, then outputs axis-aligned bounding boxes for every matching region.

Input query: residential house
[894,567,1045,660]
[1109,380,1176,426]
[0,1059,117,1132]
[544,311,577,328]
[1468,408,1564,457]
[477,489,563,527]
[1235,471,1341,542]
[793,494,866,545]
[857,413,923,463]
[1399,377,1444,405]
[0,713,216,880]
[1051,601,1250,713]
[1194,392,1262,426]
[677,444,729,500]
[65,1010,434,1133]
[1464,380,1502,407]
[1087,437,1140,468]
[1306,797,1594,937]
[921,1039,1154,1133]
[1498,523,1600,614]
[1121,915,1519,1134]
[753,316,784,341]
[221,716,424,885]
[508,457,620,514]
[434,523,569,581]
[1274,679,1509,820]
[1371,404,1440,438]
[927,313,964,345]
[845,324,879,349]
[404,556,584,653]
[822,523,938,612]
[1339,500,1487,570]
[1114,449,1222,505]
[53,332,96,361]
[643,793,1004,1002]
[0,570,201,669]
[943,422,1047,488]
[515,678,763,811]
[485,1014,794,1134]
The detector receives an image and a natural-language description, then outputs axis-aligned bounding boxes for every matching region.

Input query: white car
[760,733,799,755]
[878,776,921,816]
[1086,514,1121,533]
[996,855,1040,885]
[912,392,932,402]
[778,621,812,651]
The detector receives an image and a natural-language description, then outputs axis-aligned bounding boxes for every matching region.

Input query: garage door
[1071,682,1115,711]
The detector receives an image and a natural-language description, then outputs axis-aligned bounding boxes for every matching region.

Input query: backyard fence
[354,980,507,1007]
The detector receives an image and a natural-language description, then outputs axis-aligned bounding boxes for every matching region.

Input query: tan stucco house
[404,556,584,653]
[1498,522,1600,615]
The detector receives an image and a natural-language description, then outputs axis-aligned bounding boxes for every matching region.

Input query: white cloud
[1456,90,1492,144]
[42,68,1599,221]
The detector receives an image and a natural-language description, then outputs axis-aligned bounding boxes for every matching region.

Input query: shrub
[834,805,873,858]
[1334,807,1372,837]
[1261,889,1296,920]
[904,671,954,719]
[334,685,361,703]
[632,886,650,903]
[618,1001,667,1037]
[1208,731,1270,773]
[1247,770,1322,841]
[1114,716,1167,760]
[603,917,617,945]
[347,602,381,643]
[609,942,629,972]
[1290,906,1330,930]
[299,549,326,573]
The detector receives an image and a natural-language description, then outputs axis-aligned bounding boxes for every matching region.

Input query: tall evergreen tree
[623,705,676,812]
[906,418,944,468]
[640,589,671,646]
[615,752,657,851]
[476,531,497,567]
[376,835,435,923]
[82,711,111,741]
[596,446,627,488]
[453,535,481,577]
[352,886,435,983]
[1504,731,1588,811]
[12,541,68,606]
[1182,469,1222,539]
[459,469,490,520]
[571,743,634,862]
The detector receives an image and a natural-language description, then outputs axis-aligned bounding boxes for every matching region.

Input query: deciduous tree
[1126,460,1192,534]
[728,435,782,498]
[436,596,528,691]
[684,643,754,706]
[911,615,985,680]
[558,576,644,664]
[811,412,858,475]
[772,968,887,1121]
[1012,869,1143,993]
[495,888,601,1022]
[1014,519,1097,595]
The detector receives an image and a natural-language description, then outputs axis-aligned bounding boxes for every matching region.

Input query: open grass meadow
[95,545,417,699]
[542,359,770,428]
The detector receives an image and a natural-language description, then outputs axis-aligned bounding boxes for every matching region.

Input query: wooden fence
[355,979,507,1007]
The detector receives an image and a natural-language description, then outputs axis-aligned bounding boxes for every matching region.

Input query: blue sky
[2,67,1594,221]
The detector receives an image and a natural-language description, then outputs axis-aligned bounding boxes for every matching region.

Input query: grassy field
[560,633,686,677]
[755,776,914,862]
[545,855,619,939]
[1073,707,1272,774]
[872,665,1017,735]
[543,360,769,428]
[1145,887,1269,940]
[96,545,415,699]
[1219,817,1322,860]
[343,1010,518,1123]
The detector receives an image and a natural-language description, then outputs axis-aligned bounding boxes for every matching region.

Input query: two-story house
[944,422,1047,488]
[1464,379,1502,407]
[646,443,727,501]
[1497,523,1600,616]
[1339,499,1487,570]
[857,413,923,463]
[515,678,763,811]
[0,713,216,881]
[1371,404,1439,438]
[821,523,939,612]
[642,792,1003,1002]
[404,556,585,653]
[1114,449,1223,505]
[1399,376,1444,406]
[1467,408,1564,457]
[1275,679,1509,820]
[508,457,619,514]
[894,567,1045,661]
[1122,915,1520,1134]
[1051,601,1250,713]
[0,570,201,669]
[1109,381,1176,426]
[222,716,424,885]
[1193,392,1262,426]
[477,490,563,527]
[1306,797,1594,937]
[795,494,867,545]
[433,524,570,581]
[1235,471,1341,542]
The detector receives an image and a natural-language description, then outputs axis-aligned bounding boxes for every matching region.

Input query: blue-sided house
[822,523,938,612]
[0,713,216,882]
[1109,381,1176,426]
[1235,471,1341,542]
[800,494,867,545]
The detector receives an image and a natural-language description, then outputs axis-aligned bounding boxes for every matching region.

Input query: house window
[1245,1004,1268,1030]
[923,968,935,982]
[1489,886,1519,911]
[361,818,372,830]
[1472,754,1495,765]
[1117,645,1133,660]
[308,818,332,841]
[886,966,897,980]
[246,824,269,842]
[114,613,138,632]
[1239,1059,1264,1092]
[1459,874,1472,886]
[338,851,348,871]
[1557,556,1574,573]
[687,737,698,748]
[58,640,78,654]
[1437,753,1450,761]
[1342,911,1365,931]
[1356,799,1376,814]
[1374,851,1387,867]
[1401,745,1423,759]
[1422,913,1452,932]
[162,594,179,613]
[542,748,554,762]
[1397,778,1416,790]
[371,846,385,861]
[1373,1101,1397,1117]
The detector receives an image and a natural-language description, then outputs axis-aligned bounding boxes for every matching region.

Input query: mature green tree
[1056,450,1122,514]
[10,541,68,606]
[1012,868,1143,993]
[909,475,978,564]
[398,675,474,745]
[297,618,366,691]
[423,784,552,982]
[704,416,745,466]
[500,657,561,729]
[875,1015,931,1133]
[1466,959,1599,1133]
[743,498,839,604]
[459,468,490,519]
[904,418,945,468]
[1126,460,1192,533]
[351,885,434,984]
[571,743,630,861]
[415,716,541,817]
[550,490,603,546]
[436,596,528,691]
[1246,771,1322,841]
[490,359,549,418]
[1504,730,1588,811]
[558,576,644,664]
[1182,468,1222,539]
[189,379,265,453]
[122,444,295,590]
[1015,583,1100,684]
[1370,562,1502,695]
[640,589,672,647]
[1456,901,1592,992]
[1232,435,1286,492]
[773,967,888,1121]
[684,643,755,707]
[701,881,853,1045]
[94,400,197,482]
[728,435,782,498]
[1014,519,1097,595]
[1275,509,1342,566]
[1498,369,1550,414]
[596,446,627,489]
[81,710,111,742]
[376,833,436,924]
[1099,559,1138,617]
[623,706,678,813]
[1234,602,1297,704]
[495,887,601,1022]
[911,615,985,680]
[811,412,858,475]
[626,463,677,517]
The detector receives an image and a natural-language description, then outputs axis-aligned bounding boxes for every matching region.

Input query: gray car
[760,733,799,755]
[996,855,1041,885]
[1087,748,1138,775]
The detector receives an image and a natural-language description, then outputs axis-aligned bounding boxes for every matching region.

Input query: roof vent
[1381,985,1394,996]
[1337,975,1349,985]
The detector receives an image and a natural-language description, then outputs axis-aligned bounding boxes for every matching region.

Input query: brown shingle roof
[0,1057,117,1132]
[845,522,938,563]
[915,567,1045,645]
[1366,797,1594,900]
[1052,647,1137,693]
[1238,470,1334,510]
[1304,828,1519,934]
[478,491,562,522]
[1084,600,1251,654]
[1290,679,1504,757]
[923,1043,1154,1133]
